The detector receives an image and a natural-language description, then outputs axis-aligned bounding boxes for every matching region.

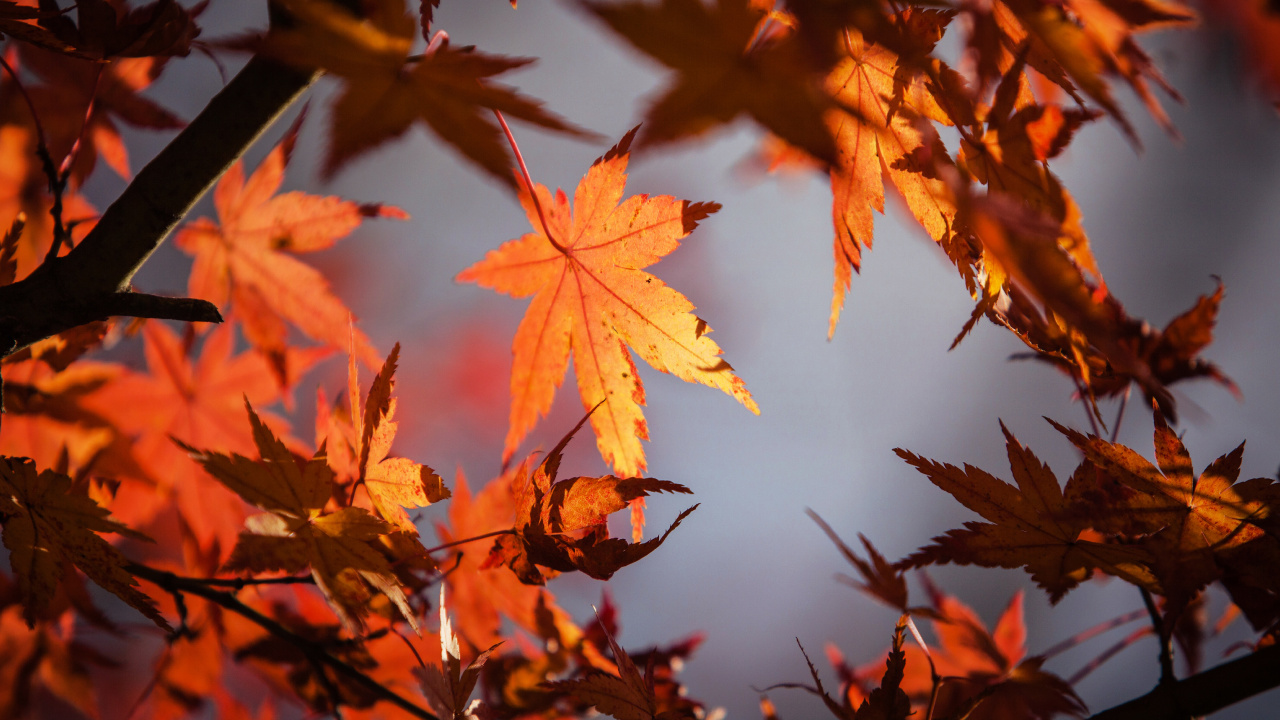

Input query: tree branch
[128,563,439,720]
[0,54,316,356]
[1087,642,1280,720]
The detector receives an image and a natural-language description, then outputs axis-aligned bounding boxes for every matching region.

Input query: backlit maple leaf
[259,0,590,184]
[582,0,837,163]
[493,415,696,585]
[79,321,315,550]
[0,456,166,628]
[998,0,1195,141]
[824,24,957,337]
[180,400,420,633]
[458,127,757,488]
[343,344,450,530]
[897,421,1158,602]
[1051,413,1272,615]
[23,49,185,182]
[905,588,1085,720]
[176,126,403,377]
[0,122,96,280]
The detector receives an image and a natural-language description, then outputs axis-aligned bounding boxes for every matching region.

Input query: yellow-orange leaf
[825,28,956,337]
[458,128,758,485]
[354,345,450,530]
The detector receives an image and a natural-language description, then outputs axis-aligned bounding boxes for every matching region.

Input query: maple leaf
[175,125,403,378]
[905,587,1086,720]
[850,619,910,720]
[896,421,1158,603]
[494,413,697,585]
[180,399,420,633]
[258,0,590,184]
[436,467,578,652]
[581,0,837,163]
[956,186,1227,420]
[0,455,167,628]
[0,602,101,719]
[808,510,909,613]
[417,586,500,720]
[1016,279,1238,408]
[547,611,678,720]
[0,357,137,479]
[35,0,200,60]
[23,48,186,182]
[0,123,96,279]
[958,56,1103,290]
[997,0,1195,142]
[79,320,308,550]
[458,127,757,486]
[1051,413,1272,615]
[824,25,958,336]
[0,3,87,57]
[344,343,450,530]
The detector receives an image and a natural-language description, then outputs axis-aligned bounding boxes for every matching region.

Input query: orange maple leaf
[824,24,957,337]
[435,467,580,654]
[458,128,758,489]
[80,321,317,550]
[345,344,450,530]
[180,400,421,633]
[176,127,403,376]
[494,414,696,585]
[258,0,590,184]
[24,49,184,182]
[582,0,837,163]
[905,589,1085,720]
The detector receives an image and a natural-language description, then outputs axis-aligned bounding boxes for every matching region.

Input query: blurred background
[103,1,1280,717]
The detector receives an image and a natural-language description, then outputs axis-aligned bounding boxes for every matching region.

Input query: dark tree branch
[128,563,439,720]
[98,292,222,324]
[1088,642,1280,720]
[0,54,317,356]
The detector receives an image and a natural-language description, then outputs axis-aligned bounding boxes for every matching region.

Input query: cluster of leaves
[0,0,1276,719]
[0,1,720,718]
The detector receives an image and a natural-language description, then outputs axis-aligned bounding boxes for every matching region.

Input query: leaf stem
[425,529,514,554]
[1068,626,1152,686]
[904,615,941,720]
[1039,608,1147,660]
[1110,387,1130,444]
[492,109,569,255]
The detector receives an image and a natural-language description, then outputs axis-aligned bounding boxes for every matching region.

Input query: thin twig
[128,563,439,720]
[1040,608,1148,660]
[493,109,568,254]
[1072,374,1102,437]
[425,529,514,554]
[1110,387,1130,443]
[1068,626,1152,686]
[1140,589,1177,687]
[0,53,68,262]
[392,627,428,670]
[173,574,316,590]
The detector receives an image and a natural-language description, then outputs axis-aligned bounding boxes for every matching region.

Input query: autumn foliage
[0,1,1278,720]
